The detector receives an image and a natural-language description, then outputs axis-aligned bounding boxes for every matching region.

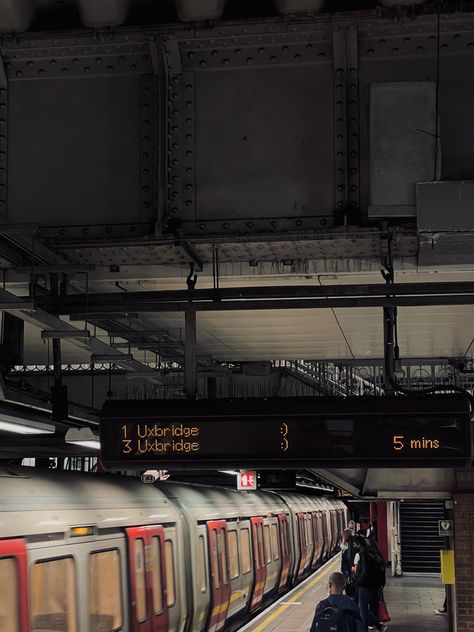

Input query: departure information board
[100,395,472,469]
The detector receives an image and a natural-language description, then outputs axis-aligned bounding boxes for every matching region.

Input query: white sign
[438,519,453,537]
[237,471,257,491]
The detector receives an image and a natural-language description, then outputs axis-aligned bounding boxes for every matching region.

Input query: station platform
[240,557,447,632]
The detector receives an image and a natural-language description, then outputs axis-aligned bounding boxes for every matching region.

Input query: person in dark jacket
[353,536,387,632]
[311,571,363,632]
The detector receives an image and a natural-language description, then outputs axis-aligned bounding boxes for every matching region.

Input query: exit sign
[237,471,257,491]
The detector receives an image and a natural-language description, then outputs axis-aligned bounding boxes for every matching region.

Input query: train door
[304,514,314,574]
[207,520,231,632]
[126,526,168,632]
[321,511,329,560]
[316,512,324,563]
[330,511,337,552]
[262,519,279,596]
[296,513,308,578]
[238,521,254,613]
[310,512,319,570]
[0,538,28,632]
[277,514,291,593]
[249,517,267,612]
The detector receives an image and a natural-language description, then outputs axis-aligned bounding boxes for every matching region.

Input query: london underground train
[0,467,347,632]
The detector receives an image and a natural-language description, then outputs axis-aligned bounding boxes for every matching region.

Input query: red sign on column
[237,471,257,491]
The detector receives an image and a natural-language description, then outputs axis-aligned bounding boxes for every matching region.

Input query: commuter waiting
[353,536,388,632]
[310,571,363,632]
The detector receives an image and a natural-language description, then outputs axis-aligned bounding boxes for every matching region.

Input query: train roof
[0,466,179,538]
[157,480,289,521]
[270,492,345,513]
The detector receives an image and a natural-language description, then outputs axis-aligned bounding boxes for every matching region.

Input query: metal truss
[13,357,473,398]
[10,360,181,375]
[285,358,474,396]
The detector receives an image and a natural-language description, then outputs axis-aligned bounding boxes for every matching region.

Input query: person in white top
[341,520,356,578]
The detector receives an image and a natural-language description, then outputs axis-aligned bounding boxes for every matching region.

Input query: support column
[184,309,197,399]
[383,306,395,395]
[50,273,68,421]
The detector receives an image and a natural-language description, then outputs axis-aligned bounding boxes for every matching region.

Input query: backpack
[310,603,361,632]
[365,550,386,587]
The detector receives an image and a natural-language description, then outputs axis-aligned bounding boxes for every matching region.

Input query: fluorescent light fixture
[70,313,138,321]
[0,413,55,435]
[0,302,35,311]
[108,330,169,338]
[15,264,95,273]
[42,330,91,339]
[65,427,100,450]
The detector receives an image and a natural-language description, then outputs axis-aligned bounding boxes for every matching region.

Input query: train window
[228,530,240,579]
[31,556,77,632]
[164,540,176,607]
[151,538,163,614]
[270,524,280,561]
[198,535,207,592]
[0,557,19,632]
[211,530,219,590]
[263,525,271,564]
[134,539,147,622]
[89,549,123,631]
[240,529,251,574]
[217,531,228,584]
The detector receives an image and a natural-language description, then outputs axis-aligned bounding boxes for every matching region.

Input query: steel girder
[0,288,164,383]
[0,10,472,254]
[32,281,474,314]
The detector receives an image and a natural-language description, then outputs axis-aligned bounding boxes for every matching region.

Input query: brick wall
[454,470,474,631]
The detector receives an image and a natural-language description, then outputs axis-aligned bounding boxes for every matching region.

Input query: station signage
[99,394,472,470]
[237,471,257,491]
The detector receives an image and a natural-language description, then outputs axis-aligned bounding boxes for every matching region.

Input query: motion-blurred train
[0,467,347,632]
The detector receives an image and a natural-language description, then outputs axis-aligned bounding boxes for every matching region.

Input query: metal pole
[383,306,395,395]
[184,309,197,399]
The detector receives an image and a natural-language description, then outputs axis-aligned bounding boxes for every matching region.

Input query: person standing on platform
[341,521,356,579]
[353,536,388,632]
[310,571,363,632]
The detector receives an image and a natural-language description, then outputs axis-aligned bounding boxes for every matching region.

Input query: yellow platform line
[250,556,340,632]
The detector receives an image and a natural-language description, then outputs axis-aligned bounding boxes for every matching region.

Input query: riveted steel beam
[333,28,347,216]
[346,25,360,218]
[0,51,7,217]
[140,74,156,219]
[178,30,334,72]
[2,38,152,81]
